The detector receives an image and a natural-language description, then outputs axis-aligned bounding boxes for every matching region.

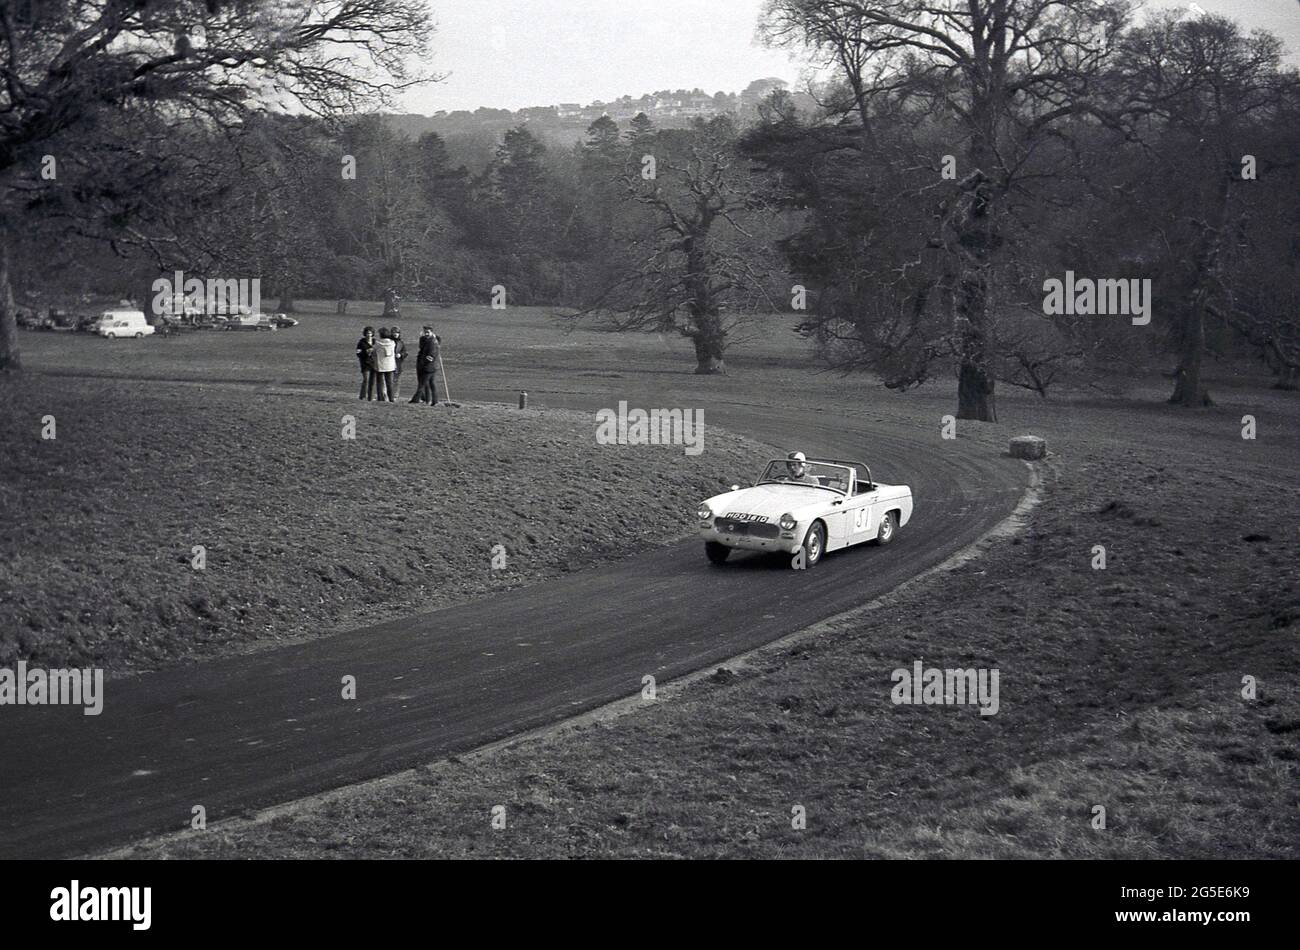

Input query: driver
[782,451,820,486]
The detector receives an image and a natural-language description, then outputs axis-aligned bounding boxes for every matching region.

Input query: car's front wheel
[796,521,825,569]
[704,541,730,566]
[875,510,898,545]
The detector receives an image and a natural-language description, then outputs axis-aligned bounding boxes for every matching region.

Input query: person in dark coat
[390,326,409,400]
[356,326,377,400]
[409,326,441,405]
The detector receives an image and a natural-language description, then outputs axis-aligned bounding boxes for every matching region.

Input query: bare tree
[1110,12,1297,406]
[762,0,1130,420]
[576,117,781,375]
[996,305,1084,397]
[334,117,438,297]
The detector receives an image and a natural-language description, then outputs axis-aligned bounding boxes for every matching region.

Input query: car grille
[714,518,780,539]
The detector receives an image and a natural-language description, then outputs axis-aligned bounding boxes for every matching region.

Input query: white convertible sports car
[697,453,913,569]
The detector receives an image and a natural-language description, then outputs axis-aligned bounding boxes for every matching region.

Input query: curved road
[0,398,1026,858]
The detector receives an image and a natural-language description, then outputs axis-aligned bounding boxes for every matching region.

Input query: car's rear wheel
[704,541,730,566]
[876,510,898,545]
[134,332,143,339]
[797,521,825,569]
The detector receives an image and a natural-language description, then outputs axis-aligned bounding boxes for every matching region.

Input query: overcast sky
[400,0,1300,115]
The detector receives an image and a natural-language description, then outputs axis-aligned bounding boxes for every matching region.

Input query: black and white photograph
[0,0,1296,932]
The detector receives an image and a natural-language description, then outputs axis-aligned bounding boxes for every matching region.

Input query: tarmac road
[0,395,1026,858]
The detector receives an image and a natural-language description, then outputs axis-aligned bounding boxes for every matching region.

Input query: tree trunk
[954,266,997,421]
[684,238,727,375]
[278,293,296,313]
[691,316,727,375]
[957,361,996,420]
[141,275,165,325]
[696,332,728,376]
[383,287,401,319]
[1168,305,1212,406]
[1169,249,1215,406]
[0,222,21,372]
[949,88,1000,423]
[1168,301,1214,406]
[1170,173,1230,407]
[952,166,998,423]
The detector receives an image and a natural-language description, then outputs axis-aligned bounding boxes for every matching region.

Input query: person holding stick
[410,326,441,406]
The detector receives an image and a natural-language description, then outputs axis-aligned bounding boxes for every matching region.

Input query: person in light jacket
[373,327,398,402]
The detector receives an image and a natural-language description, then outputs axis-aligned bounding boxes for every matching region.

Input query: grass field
[115,372,1299,859]
[6,302,1298,858]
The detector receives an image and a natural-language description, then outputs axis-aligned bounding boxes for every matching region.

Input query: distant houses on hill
[536,77,793,122]
[383,78,807,145]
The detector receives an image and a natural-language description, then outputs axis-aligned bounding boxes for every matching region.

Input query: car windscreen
[757,461,851,493]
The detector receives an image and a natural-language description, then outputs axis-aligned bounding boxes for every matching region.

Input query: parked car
[95,310,156,339]
[223,312,278,331]
[269,313,298,328]
[696,454,914,569]
[46,308,79,332]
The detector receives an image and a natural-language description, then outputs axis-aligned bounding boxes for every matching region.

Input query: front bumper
[699,521,801,554]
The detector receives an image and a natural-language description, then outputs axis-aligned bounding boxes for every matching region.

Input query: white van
[96,310,155,339]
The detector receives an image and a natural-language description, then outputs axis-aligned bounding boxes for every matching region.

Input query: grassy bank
[0,375,769,672]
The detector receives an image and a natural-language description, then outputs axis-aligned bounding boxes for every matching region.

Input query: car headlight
[779,513,797,531]
[698,505,713,521]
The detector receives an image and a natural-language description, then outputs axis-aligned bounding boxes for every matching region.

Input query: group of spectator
[355,325,442,404]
